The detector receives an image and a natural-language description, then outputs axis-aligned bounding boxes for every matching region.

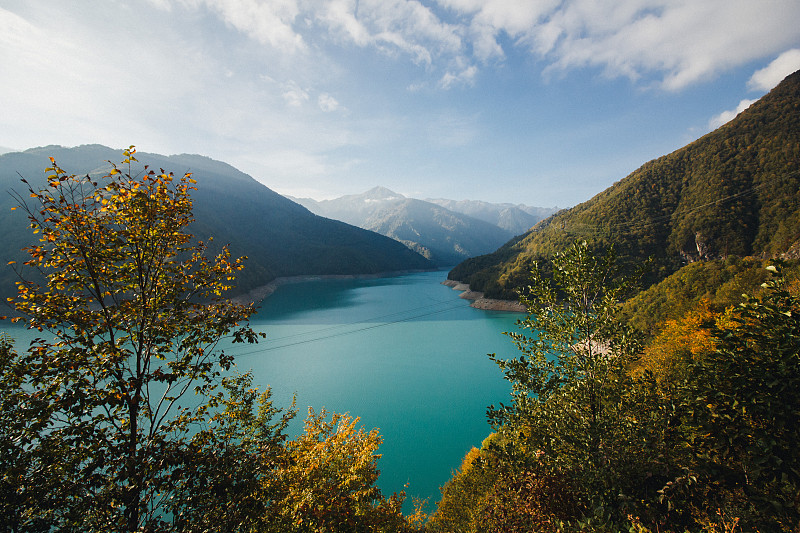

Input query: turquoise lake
[2,270,523,512]
[232,269,522,510]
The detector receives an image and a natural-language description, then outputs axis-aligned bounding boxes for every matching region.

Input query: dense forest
[449,69,800,301]
[430,243,800,532]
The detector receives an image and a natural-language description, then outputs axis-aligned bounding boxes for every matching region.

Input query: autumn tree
[427,444,498,532]
[275,408,412,533]
[4,147,261,531]
[169,377,416,533]
[634,297,719,385]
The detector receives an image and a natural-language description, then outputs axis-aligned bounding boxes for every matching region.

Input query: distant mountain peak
[363,186,405,201]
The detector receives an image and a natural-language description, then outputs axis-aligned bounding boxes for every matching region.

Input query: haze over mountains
[450,69,800,300]
[0,146,433,301]
[292,188,557,266]
[424,198,559,235]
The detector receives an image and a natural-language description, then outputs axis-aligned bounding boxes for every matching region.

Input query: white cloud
[316,0,463,66]
[140,0,800,93]
[708,98,756,129]
[144,0,172,10]
[318,93,342,112]
[437,0,556,36]
[439,64,477,89]
[748,49,800,91]
[282,81,310,107]
[706,47,800,131]
[316,0,372,46]
[438,0,800,91]
[177,0,305,52]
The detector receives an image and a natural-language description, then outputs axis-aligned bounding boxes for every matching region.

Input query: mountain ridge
[0,146,434,301]
[424,197,559,235]
[292,188,556,266]
[449,69,800,300]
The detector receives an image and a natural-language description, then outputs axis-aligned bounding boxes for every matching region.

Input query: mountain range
[449,69,800,300]
[291,188,556,266]
[424,197,558,235]
[0,146,433,301]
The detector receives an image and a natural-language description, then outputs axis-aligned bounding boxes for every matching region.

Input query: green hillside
[0,146,434,301]
[449,70,800,299]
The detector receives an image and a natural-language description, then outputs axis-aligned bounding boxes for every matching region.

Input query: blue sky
[2,0,800,207]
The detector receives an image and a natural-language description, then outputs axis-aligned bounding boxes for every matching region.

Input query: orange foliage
[636,298,719,383]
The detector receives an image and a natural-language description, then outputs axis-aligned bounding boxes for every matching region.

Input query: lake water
[231,270,522,510]
[2,270,523,512]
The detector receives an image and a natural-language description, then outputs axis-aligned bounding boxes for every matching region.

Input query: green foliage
[483,242,684,527]
[168,371,295,531]
[488,241,644,431]
[0,334,67,530]
[679,263,800,530]
[3,148,262,530]
[451,69,800,300]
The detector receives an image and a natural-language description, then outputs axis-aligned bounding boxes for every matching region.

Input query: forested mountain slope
[293,187,515,266]
[450,69,800,299]
[0,146,433,300]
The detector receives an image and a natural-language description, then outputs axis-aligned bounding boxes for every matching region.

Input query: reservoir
[2,270,523,512]
[233,269,521,510]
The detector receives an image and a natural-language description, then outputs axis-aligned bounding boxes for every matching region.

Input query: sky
[2,1,800,208]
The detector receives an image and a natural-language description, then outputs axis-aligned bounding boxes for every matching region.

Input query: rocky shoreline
[441,279,526,312]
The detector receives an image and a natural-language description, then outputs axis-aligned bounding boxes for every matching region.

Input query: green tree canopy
[486,241,680,528]
[3,147,261,531]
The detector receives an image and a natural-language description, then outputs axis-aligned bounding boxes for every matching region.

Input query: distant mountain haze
[0,146,434,301]
[424,198,559,235]
[291,187,556,266]
[449,69,800,300]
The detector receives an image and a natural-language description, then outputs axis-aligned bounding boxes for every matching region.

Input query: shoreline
[441,279,526,313]
[231,269,437,305]
[232,270,527,313]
